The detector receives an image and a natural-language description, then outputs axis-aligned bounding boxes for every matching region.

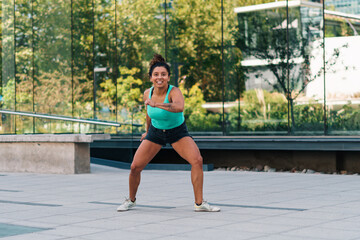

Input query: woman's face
[150,66,170,88]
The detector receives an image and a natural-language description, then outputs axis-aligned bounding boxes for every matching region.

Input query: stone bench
[0,134,110,174]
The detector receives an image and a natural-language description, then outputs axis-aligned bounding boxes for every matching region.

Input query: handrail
[0,109,142,127]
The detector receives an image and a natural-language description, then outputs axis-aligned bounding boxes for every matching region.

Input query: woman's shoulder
[169,85,182,94]
[168,85,183,99]
[144,88,151,95]
[143,88,151,100]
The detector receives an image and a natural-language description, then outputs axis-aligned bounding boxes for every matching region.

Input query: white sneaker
[117,198,136,212]
[194,201,220,212]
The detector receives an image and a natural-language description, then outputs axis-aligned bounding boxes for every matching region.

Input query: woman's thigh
[132,140,163,169]
[171,137,202,165]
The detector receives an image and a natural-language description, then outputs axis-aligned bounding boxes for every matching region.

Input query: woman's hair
[149,54,171,77]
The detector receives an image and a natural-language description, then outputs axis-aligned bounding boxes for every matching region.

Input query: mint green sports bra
[147,85,185,130]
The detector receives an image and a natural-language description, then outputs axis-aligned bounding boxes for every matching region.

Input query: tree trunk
[290,98,295,133]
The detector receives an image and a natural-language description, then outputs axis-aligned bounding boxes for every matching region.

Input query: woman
[117,54,220,212]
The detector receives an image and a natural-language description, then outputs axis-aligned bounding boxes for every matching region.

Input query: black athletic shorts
[144,121,192,146]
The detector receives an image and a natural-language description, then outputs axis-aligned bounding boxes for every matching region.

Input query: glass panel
[93,0,116,134]
[224,1,246,135]
[167,0,222,134]
[15,0,34,133]
[234,1,289,135]
[1,0,16,133]
[72,0,94,133]
[115,0,164,136]
[33,0,72,133]
[324,0,360,135]
[290,4,324,135]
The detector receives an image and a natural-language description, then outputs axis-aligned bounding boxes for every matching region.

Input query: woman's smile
[155,79,164,85]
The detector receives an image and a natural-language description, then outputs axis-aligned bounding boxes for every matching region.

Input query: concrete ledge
[91,157,214,171]
[0,134,110,174]
[0,134,108,143]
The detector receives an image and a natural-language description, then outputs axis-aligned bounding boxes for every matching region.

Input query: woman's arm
[140,113,151,141]
[141,89,151,141]
[145,113,151,133]
[144,87,184,113]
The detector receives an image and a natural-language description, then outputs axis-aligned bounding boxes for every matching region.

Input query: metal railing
[0,109,142,127]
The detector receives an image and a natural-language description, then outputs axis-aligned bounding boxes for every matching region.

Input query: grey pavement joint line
[0,200,62,207]
[0,189,22,192]
[209,203,307,211]
[89,201,176,209]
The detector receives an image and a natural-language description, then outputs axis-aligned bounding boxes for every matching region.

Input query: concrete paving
[1,164,360,240]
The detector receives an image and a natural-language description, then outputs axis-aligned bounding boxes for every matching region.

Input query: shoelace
[124,197,135,204]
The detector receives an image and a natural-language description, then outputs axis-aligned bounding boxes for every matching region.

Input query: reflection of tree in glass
[178,81,221,131]
[72,0,95,120]
[32,0,72,121]
[98,66,145,134]
[228,89,288,132]
[115,0,164,79]
[236,8,345,132]
[166,0,223,101]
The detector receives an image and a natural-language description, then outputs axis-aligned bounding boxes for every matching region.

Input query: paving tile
[159,216,233,228]
[249,215,331,228]
[0,222,50,238]
[0,232,64,240]
[112,212,180,223]
[189,211,265,223]
[72,219,143,230]
[123,222,198,235]
[176,228,265,240]
[214,222,298,234]
[30,215,90,225]
[4,220,59,229]
[283,209,357,220]
[81,229,163,240]
[316,205,360,215]
[282,226,360,240]
[315,219,360,231]
[39,225,105,238]
[251,234,328,240]
[155,236,194,240]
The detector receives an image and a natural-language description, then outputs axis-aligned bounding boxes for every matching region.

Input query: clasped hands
[145,99,156,108]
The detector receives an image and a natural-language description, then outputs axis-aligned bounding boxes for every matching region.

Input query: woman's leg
[171,137,203,205]
[129,140,162,201]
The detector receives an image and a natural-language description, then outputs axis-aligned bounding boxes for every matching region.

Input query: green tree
[179,81,221,131]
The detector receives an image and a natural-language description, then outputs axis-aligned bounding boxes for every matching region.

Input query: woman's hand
[144,99,156,107]
[140,132,147,141]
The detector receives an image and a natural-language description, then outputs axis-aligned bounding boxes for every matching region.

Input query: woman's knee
[130,163,143,174]
[191,155,203,168]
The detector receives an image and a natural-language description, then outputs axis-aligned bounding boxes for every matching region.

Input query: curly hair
[149,54,171,77]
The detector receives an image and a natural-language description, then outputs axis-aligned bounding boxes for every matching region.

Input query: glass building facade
[0,0,360,136]
[325,0,360,15]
